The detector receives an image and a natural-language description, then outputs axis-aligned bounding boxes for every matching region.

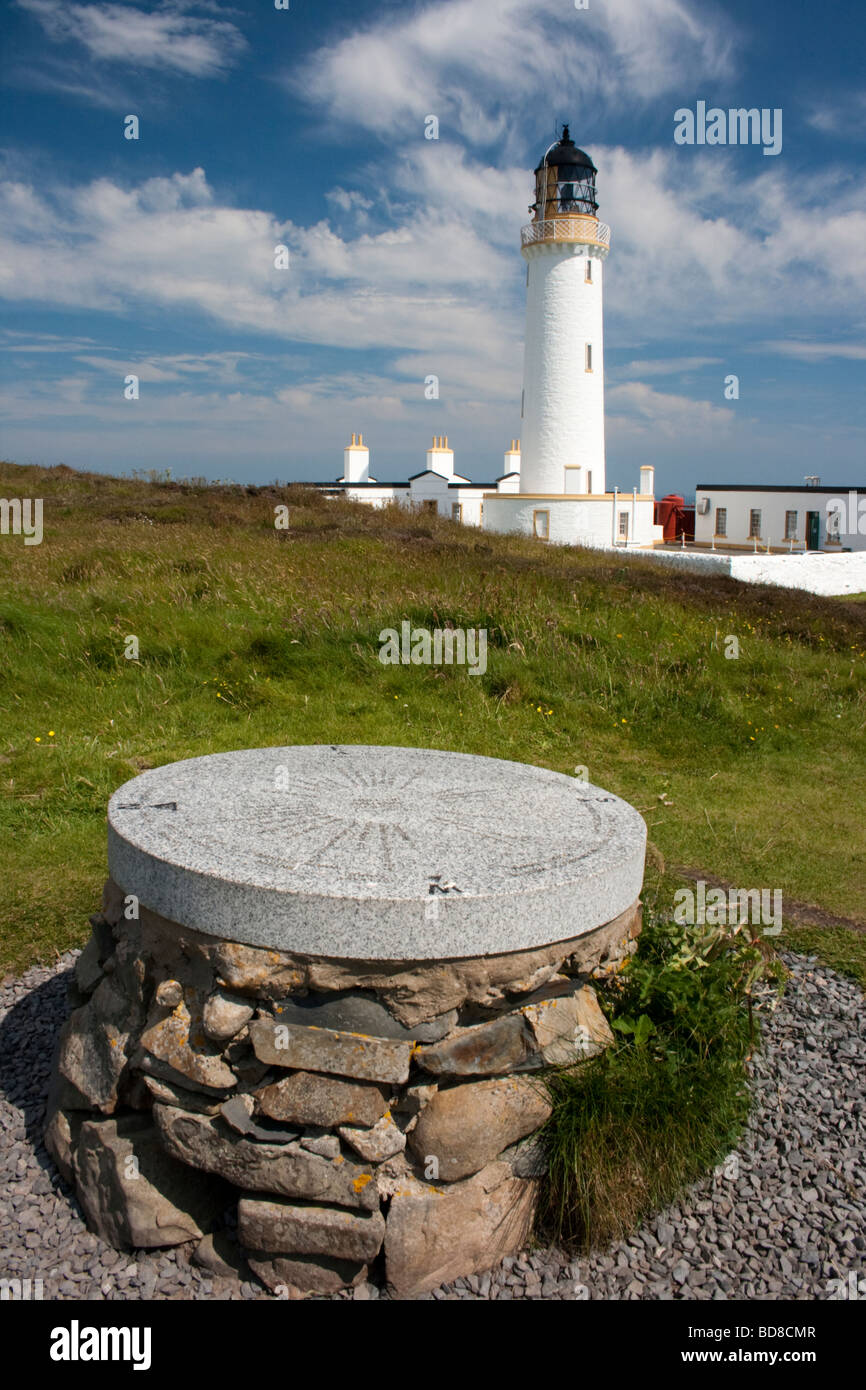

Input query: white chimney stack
[639,465,654,496]
[426,435,454,478]
[342,432,370,483]
[504,438,521,474]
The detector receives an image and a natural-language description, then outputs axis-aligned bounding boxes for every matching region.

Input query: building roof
[697,484,865,494]
[406,469,471,484]
[314,479,409,489]
[536,126,596,177]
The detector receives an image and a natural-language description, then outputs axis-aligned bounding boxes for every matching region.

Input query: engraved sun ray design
[127,748,612,896]
[189,760,438,880]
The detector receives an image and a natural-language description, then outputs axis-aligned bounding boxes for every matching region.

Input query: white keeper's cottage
[694,482,866,553]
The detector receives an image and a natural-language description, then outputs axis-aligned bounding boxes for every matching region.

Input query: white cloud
[16,0,247,77]
[615,356,722,375]
[759,340,866,361]
[806,91,866,137]
[325,188,374,214]
[290,0,735,143]
[596,145,866,336]
[607,380,734,441]
[73,350,258,382]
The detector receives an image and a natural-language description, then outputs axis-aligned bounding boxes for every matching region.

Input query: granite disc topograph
[107,745,646,960]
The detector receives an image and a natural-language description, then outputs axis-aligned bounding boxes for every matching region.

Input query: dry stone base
[72,1114,228,1249]
[45,886,639,1296]
[385,1161,538,1298]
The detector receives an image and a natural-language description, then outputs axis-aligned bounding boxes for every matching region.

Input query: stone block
[238,1196,386,1265]
[408,1076,552,1181]
[153,1106,379,1210]
[56,964,146,1114]
[337,1113,406,1163]
[416,1012,532,1077]
[139,995,237,1093]
[203,989,256,1043]
[142,1075,224,1115]
[271,990,457,1043]
[249,1017,412,1084]
[385,1160,537,1297]
[256,1071,391,1129]
[521,983,613,1065]
[247,1253,367,1295]
[73,1114,226,1249]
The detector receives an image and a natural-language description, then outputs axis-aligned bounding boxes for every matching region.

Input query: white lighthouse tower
[482,128,658,548]
[520,127,609,497]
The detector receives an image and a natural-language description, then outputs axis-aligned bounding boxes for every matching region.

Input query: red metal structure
[654,494,695,542]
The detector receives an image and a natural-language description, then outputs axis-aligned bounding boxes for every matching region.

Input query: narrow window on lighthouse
[585,259,592,283]
[585,343,593,372]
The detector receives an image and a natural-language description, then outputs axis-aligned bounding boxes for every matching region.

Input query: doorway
[806,511,820,550]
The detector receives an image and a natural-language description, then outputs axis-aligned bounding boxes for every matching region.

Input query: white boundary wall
[614,547,866,596]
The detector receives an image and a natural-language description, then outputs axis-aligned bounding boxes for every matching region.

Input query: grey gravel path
[1,950,862,1301]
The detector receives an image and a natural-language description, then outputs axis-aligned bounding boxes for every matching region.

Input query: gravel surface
[1,950,862,1301]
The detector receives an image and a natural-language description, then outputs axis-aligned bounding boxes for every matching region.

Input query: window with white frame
[785,510,798,539]
[451,502,462,522]
[715,507,727,536]
[618,511,629,539]
[749,509,762,538]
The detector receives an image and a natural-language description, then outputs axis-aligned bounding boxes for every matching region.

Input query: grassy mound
[537,873,785,1250]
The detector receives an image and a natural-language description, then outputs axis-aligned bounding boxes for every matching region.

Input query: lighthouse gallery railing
[520,217,611,248]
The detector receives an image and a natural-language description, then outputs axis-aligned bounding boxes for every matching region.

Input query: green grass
[1,459,865,979]
[536,875,785,1250]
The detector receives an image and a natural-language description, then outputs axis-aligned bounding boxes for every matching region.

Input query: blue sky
[1,0,864,494]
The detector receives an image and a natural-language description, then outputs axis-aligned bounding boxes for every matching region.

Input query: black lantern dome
[532,125,598,218]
